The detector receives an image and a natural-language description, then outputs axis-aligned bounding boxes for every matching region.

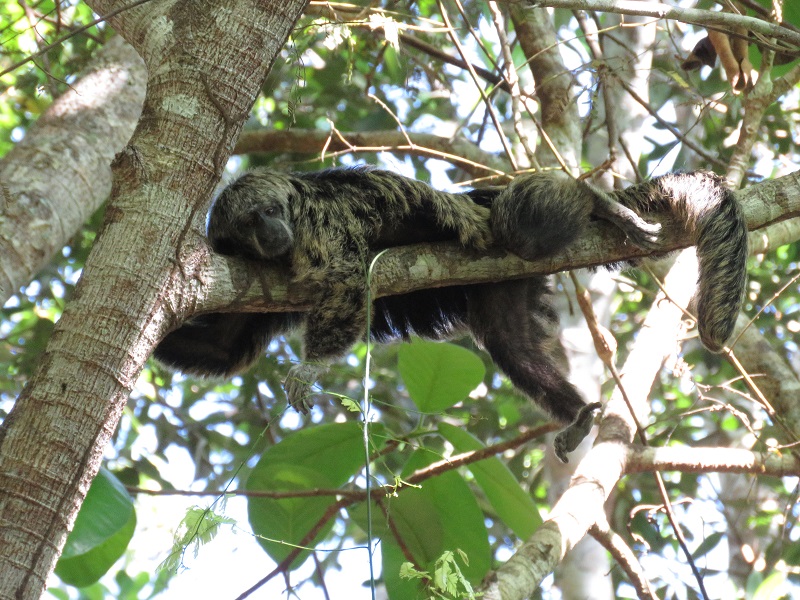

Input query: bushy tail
[615,172,748,351]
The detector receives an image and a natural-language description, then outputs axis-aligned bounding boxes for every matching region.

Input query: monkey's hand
[284,363,329,413]
[553,402,602,463]
[592,194,663,250]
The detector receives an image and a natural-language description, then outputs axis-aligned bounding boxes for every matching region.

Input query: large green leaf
[398,341,485,412]
[247,421,384,567]
[55,468,136,587]
[354,449,490,599]
[439,423,542,539]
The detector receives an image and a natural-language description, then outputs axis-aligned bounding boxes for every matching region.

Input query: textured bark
[0,0,306,597]
[0,36,146,306]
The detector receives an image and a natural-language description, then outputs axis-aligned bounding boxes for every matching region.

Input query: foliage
[55,468,136,587]
[2,0,800,599]
[160,506,236,574]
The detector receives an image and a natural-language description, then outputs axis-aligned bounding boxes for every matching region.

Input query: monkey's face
[206,171,295,262]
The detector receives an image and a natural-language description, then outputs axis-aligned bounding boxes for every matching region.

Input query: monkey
[154,167,747,452]
[682,30,754,93]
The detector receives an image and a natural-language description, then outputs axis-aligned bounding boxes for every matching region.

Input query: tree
[1,0,799,599]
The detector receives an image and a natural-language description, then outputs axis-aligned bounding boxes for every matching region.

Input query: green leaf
[398,341,485,412]
[438,423,542,538]
[691,530,723,559]
[55,468,136,587]
[247,422,384,568]
[371,450,490,599]
[752,571,789,600]
[784,6,800,30]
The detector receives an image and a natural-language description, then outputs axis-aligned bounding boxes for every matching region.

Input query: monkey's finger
[593,194,663,249]
[622,220,662,250]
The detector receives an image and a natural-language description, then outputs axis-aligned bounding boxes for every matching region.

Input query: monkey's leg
[467,277,587,425]
[491,172,594,260]
[154,312,301,377]
[492,171,662,259]
[589,191,662,249]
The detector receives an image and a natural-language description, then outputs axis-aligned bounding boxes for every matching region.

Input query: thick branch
[183,171,800,317]
[626,445,800,477]
[0,37,145,306]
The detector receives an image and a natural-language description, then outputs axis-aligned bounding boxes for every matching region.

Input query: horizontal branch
[528,0,800,49]
[187,171,800,317]
[233,128,507,176]
[627,445,800,477]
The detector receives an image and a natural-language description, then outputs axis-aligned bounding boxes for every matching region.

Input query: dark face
[207,172,295,262]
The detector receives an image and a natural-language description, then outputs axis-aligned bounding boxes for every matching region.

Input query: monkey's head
[207,170,296,261]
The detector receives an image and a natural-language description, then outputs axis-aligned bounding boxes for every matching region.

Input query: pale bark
[0,36,146,306]
[0,1,306,597]
[528,0,800,47]
[483,244,704,599]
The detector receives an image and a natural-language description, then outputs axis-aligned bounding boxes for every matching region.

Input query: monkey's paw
[594,195,663,250]
[284,363,329,413]
[553,402,602,463]
[619,214,663,250]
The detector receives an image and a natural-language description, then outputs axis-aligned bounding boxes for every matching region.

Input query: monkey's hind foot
[284,363,329,413]
[553,402,602,463]
[592,194,663,250]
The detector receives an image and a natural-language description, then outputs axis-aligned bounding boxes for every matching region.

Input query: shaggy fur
[154,167,747,424]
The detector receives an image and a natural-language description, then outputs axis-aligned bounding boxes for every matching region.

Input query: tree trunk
[0,1,306,597]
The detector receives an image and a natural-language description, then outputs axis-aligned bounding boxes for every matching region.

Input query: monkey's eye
[264,207,277,217]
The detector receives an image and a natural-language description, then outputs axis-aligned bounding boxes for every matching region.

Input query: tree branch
[527,0,800,49]
[627,445,800,476]
[0,36,145,306]
[234,128,508,176]
[180,171,800,318]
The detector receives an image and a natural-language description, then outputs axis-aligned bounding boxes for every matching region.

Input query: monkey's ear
[681,36,717,70]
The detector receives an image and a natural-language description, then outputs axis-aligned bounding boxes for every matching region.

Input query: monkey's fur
[154,167,747,427]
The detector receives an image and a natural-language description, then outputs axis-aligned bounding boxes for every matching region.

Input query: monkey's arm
[284,266,370,412]
[415,185,493,250]
[340,168,494,250]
